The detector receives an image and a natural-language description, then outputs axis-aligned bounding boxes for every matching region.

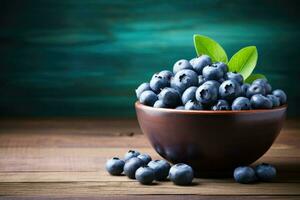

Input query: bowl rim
[135,101,287,115]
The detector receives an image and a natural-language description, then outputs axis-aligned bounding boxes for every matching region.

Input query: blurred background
[0,0,299,118]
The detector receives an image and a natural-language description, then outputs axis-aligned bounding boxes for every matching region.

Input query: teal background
[0,0,299,117]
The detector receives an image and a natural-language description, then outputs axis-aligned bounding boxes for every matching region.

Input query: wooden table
[0,119,299,199]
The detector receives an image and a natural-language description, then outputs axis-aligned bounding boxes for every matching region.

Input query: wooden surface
[0,119,300,199]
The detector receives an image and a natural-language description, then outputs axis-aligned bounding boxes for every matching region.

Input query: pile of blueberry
[106,150,194,185]
[136,55,287,110]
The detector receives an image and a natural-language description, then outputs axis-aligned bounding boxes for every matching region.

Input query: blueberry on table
[272,89,287,105]
[135,83,151,99]
[219,80,242,101]
[148,160,171,181]
[175,106,185,110]
[189,55,212,75]
[181,86,197,105]
[139,90,158,106]
[150,75,170,93]
[255,163,276,182]
[246,83,266,98]
[137,154,152,165]
[196,81,219,104]
[211,99,230,111]
[185,100,203,110]
[234,166,257,184]
[225,72,244,85]
[169,163,194,186]
[267,94,280,107]
[158,87,181,108]
[105,157,125,176]
[250,94,273,109]
[232,97,251,110]
[153,100,168,108]
[124,157,144,179]
[202,64,224,81]
[241,83,250,97]
[158,70,174,80]
[253,79,272,94]
[124,150,140,161]
[173,59,193,74]
[170,69,198,93]
[215,62,228,74]
[135,166,155,185]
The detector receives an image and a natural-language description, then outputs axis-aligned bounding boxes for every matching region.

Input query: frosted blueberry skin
[124,157,144,179]
[189,55,212,75]
[267,94,280,107]
[137,154,152,165]
[181,86,197,105]
[105,157,125,176]
[198,75,206,85]
[202,64,224,81]
[184,100,203,110]
[250,94,273,109]
[215,62,229,74]
[255,163,276,182]
[211,99,230,111]
[135,83,151,99]
[158,87,181,108]
[124,150,140,161]
[158,70,174,80]
[196,81,219,105]
[170,69,198,93]
[246,84,266,98]
[139,90,158,106]
[204,80,221,89]
[232,97,251,110]
[241,83,250,97]
[169,163,194,186]
[135,166,155,185]
[153,100,168,108]
[253,79,272,94]
[219,80,242,101]
[272,89,287,105]
[148,160,171,181]
[173,59,193,74]
[150,75,170,93]
[225,72,244,85]
[233,166,257,184]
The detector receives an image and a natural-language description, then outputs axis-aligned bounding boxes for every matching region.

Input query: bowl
[135,101,287,177]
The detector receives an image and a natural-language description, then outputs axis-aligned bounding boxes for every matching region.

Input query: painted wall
[0,0,299,117]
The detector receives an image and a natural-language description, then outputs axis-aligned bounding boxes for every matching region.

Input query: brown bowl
[135,101,287,177]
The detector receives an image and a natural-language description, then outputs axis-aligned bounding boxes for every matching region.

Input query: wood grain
[0,119,299,198]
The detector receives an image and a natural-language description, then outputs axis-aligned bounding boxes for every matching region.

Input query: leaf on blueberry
[228,46,258,80]
[245,73,267,84]
[193,34,228,63]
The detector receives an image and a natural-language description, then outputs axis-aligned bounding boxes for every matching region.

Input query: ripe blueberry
[170,69,198,93]
[189,55,212,74]
[267,94,280,107]
[139,90,158,106]
[153,100,168,108]
[255,163,276,182]
[124,157,144,179]
[137,154,152,165]
[232,97,251,110]
[185,100,203,110]
[124,150,140,161]
[246,84,266,98]
[169,163,194,185]
[211,99,230,111]
[272,89,287,105]
[158,87,181,108]
[225,72,244,85]
[215,62,228,74]
[148,160,171,181]
[135,83,151,99]
[173,59,193,74]
[241,83,250,97]
[250,94,273,109]
[135,166,155,185]
[219,80,242,101]
[198,75,206,86]
[202,64,224,80]
[253,79,272,94]
[105,157,125,176]
[196,82,219,104]
[158,70,173,80]
[233,166,257,184]
[150,75,170,93]
[181,86,197,105]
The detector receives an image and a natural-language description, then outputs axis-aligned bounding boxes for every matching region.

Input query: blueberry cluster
[136,55,287,110]
[106,150,194,185]
[234,163,276,184]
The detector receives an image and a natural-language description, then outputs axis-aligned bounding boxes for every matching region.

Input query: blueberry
[253,79,272,94]
[250,94,273,109]
[246,84,266,98]
[232,97,251,110]
[124,157,144,179]
[185,100,203,110]
[204,80,221,89]
[267,94,280,107]
[219,80,242,101]
[241,83,250,97]
[202,64,224,81]
[218,78,225,83]
[255,163,276,182]
[189,55,212,74]
[153,100,168,108]
[169,163,194,185]
[233,166,257,184]
[272,89,287,105]
[158,87,181,108]
[135,83,151,99]
[215,62,228,74]
[170,69,198,93]
[175,106,185,110]
[198,75,206,85]
[105,157,125,176]
[211,99,230,111]
[137,154,152,165]
[196,81,219,104]
[139,90,158,106]
[173,59,193,74]
[150,75,170,93]
[181,86,197,105]
[124,150,140,161]
[225,72,244,85]
[135,166,155,185]
[148,160,171,181]
[158,70,174,80]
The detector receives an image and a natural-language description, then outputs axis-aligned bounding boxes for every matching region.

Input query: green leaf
[193,34,228,63]
[245,73,267,84]
[228,46,258,80]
